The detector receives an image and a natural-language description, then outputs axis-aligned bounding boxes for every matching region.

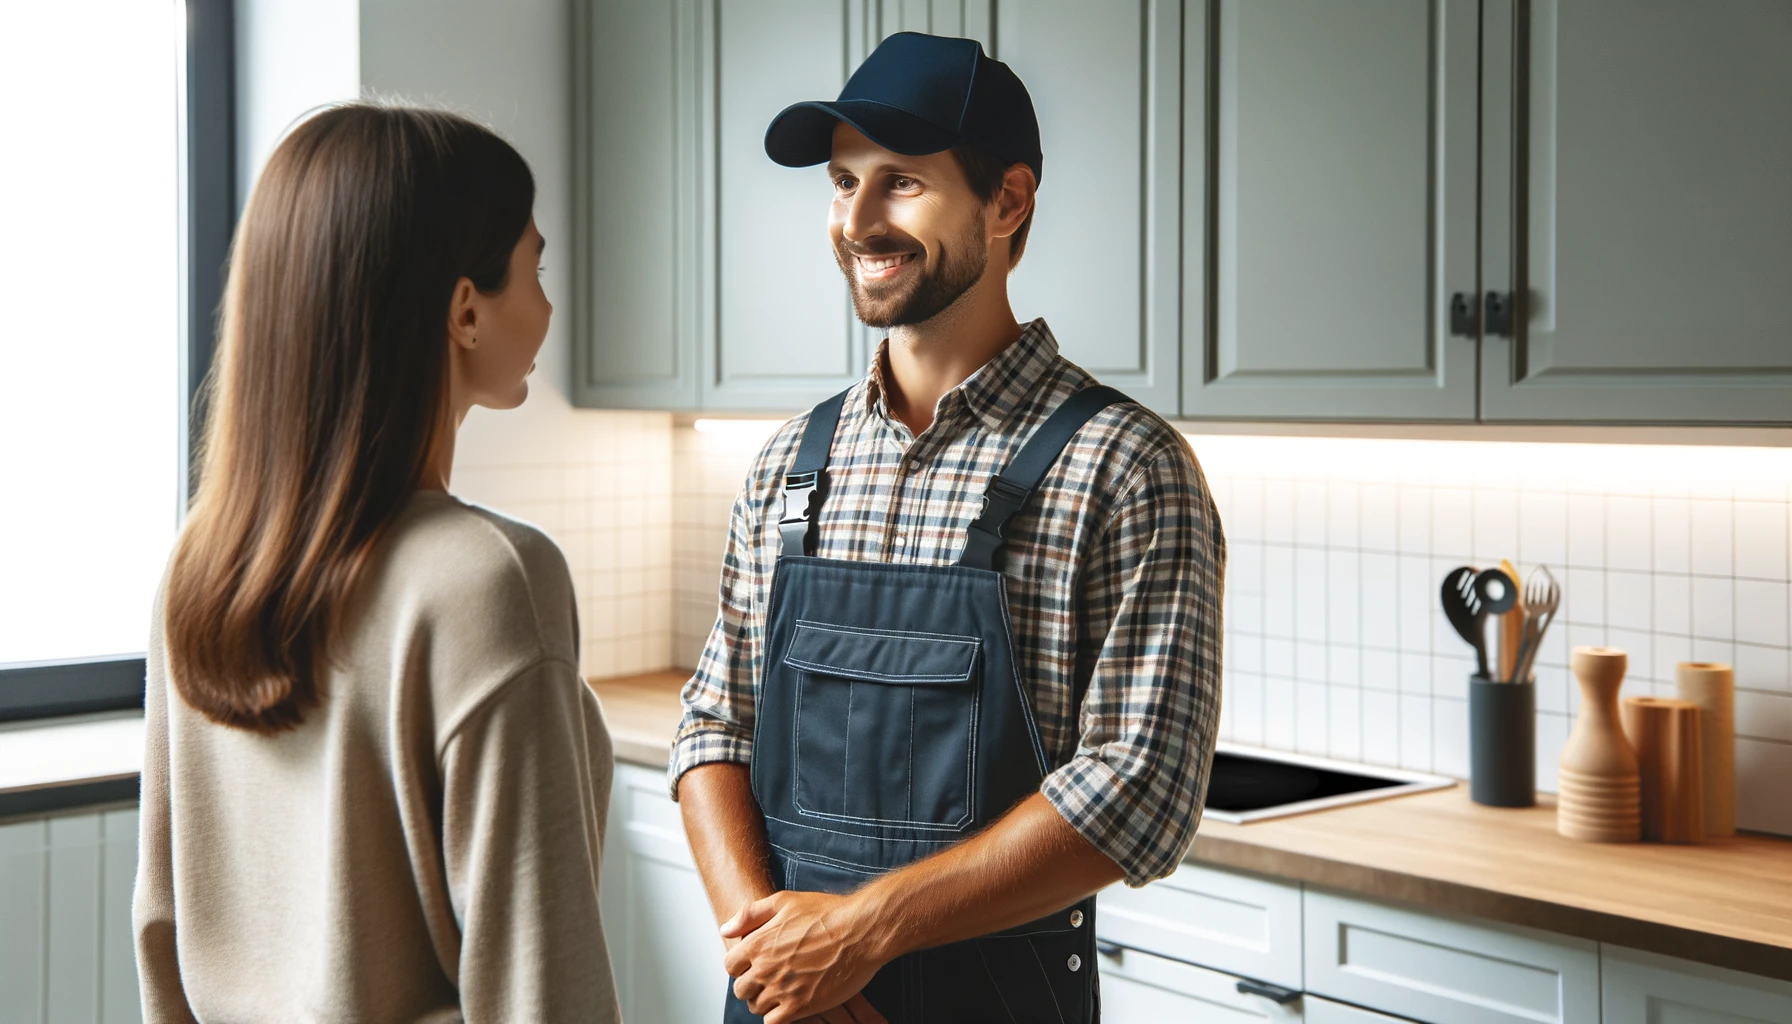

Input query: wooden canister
[1621,697,1704,843]
[1558,647,1640,842]
[1676,662,1736,838]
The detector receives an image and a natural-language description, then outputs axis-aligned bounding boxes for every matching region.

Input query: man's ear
[991,163,1036,238]
[446,276,479,351]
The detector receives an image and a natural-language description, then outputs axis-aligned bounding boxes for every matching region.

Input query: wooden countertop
[589,671,1792,981]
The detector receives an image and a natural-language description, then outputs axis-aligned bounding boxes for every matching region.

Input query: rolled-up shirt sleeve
[669,481,773,799]
[1039,442,1226,888]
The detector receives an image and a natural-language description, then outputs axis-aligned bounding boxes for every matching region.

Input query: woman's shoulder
[369,491,578,668]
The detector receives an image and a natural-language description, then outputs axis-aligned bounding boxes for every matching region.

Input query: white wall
[234,0,360,201]
[230,0,675,678]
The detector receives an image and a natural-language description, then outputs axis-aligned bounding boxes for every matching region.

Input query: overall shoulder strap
[957,385,1132,570]
[778,387,852,557]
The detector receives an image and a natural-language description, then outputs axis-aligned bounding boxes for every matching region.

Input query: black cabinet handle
[1235,978,1302,1005]
[1484,291,1514,337]
[1094,940,1125,961]
[1449,292,1477,338]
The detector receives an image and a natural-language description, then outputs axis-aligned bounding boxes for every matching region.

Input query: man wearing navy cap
[672,32,1225,1024]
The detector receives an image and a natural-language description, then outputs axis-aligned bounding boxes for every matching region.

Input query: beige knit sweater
[134,491,621,1023]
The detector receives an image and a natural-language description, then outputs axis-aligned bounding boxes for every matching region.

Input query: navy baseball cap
[764,32,1043,184]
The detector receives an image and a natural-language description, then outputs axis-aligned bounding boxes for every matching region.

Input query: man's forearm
[678,762,776,932]
[851,792,1124,963]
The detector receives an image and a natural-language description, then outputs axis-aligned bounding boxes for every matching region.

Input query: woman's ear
[446,276,480,351]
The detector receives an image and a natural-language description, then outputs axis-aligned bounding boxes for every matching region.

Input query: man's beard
[834,213,988,329]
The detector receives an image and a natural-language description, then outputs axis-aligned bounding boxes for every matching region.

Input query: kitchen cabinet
[1478,0,1792,424]
[574,0,1792,424]
[993,0,1184,415]
[0,808,141,1024]
[1097,941,1302,1022]
[1303,888,1598,1024]
[571,0,703,408]
[1601,945,1792,1024]
[701,0,874,411]
[600,762,731,1024]
[1304,996,1419,1024]
[1098,860,1303,989]
[1180,0,1481,422]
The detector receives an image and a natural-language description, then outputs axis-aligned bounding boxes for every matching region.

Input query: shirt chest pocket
[786,621,981,831]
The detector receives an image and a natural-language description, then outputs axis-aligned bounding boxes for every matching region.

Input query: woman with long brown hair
[134,103,620,1022]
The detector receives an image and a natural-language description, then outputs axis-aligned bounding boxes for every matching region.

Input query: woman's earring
[470,336,478,347]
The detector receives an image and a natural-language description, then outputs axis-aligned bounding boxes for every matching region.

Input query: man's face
[827,123,989,328]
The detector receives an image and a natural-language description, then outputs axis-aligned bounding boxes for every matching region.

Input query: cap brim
[764,99,961,167]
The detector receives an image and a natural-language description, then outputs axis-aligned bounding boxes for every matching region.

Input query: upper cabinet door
[573,0,702,408]
[700,0,870,411]
[993,0,1184,418]
[1481,0,1792,424]
[1182,0,1480,421]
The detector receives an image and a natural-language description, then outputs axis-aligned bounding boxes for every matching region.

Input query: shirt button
[1067,954,1082,972]
[1069,910,1084,928]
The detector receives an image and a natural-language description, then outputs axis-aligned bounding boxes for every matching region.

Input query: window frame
[0,0,235,724]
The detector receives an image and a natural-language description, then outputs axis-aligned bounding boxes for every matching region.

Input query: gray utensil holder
[1470,675,1535,807]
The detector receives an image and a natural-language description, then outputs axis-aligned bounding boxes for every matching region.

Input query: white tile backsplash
[1195,433,1792,836]
[453,409,674,680]
[670,424,1792,837]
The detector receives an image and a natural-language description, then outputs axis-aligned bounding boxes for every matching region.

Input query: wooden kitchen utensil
[1676,662,1736,838]
[1498,559,1524,681]
[1558,647,1641,842]
[1621,696,1704,843]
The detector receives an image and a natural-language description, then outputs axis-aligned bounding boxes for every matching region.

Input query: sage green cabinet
[571,0,702,408]
[702,0,869,411]
[575,0,1792,425]
[993,0,1184,414]
[1180,0,1482,422]
[1479,0,1792,424]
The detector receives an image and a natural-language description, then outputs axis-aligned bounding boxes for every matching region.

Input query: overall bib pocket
[787,621,981,830]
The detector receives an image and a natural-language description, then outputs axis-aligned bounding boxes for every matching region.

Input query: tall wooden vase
[1676,662,1736,838]
[1558,647,1641,842]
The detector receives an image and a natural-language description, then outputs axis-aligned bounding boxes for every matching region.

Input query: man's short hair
[951,144,1035,267]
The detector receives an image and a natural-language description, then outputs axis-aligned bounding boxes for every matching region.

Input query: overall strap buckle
[779,471,826,557]
[955,385,1133,572]
[959,477,1031,570]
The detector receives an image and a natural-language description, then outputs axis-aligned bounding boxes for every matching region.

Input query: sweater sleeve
[132,609,199,1024]
[440,659,621,1024]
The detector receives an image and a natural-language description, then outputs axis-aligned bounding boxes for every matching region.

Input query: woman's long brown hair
[165,104,534,732]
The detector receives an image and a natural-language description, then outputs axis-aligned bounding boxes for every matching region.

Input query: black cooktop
[1204,750,1404,812]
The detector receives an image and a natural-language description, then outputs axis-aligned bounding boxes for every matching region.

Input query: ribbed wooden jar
[1558,647,1641,842]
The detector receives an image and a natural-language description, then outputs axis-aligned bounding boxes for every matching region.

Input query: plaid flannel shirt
[670,320,1225,887]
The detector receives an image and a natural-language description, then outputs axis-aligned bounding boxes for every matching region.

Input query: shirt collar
[864,318,1060,433]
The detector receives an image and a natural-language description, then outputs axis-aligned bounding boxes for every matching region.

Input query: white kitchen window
[0,0,231,718]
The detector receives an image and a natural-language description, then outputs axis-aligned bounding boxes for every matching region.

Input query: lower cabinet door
[1097,942,1303,1023]
[1602,945,1792,1024]
[602,762,731,1024]
[1302,889,1598,1024]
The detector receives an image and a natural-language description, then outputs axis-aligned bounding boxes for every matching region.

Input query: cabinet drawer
[1303,889,1597,1024]
[1602,945,1792,1024]
[1097,862,1302,988]
[1305,995,1419,1023]
[1096,943,1300,1023]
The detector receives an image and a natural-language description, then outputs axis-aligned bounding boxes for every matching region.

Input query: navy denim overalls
[722,385,1129,1024]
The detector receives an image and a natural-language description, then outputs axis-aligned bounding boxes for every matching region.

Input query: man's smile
[855,252,918,281]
